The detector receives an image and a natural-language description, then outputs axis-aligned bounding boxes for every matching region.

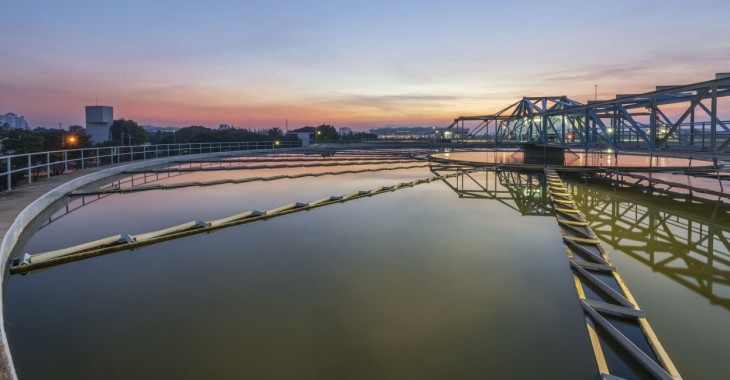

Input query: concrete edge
[0,147,292,379]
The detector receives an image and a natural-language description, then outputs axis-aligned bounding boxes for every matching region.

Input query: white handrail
[0,140,301,191]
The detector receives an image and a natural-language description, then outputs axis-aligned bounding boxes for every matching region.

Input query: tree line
[1,119,376,155]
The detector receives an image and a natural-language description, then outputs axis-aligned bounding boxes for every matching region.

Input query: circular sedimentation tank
[430,149,720,171]
[3,147,729,379]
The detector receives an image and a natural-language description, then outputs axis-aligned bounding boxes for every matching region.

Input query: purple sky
[1,0,729,130]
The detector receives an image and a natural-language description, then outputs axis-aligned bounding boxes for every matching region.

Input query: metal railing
[0,140,301,191]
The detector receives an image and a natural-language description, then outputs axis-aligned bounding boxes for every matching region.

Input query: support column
[649,96,657,150]
[711,85,718,152]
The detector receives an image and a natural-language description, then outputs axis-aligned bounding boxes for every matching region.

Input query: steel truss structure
[445,74,730,152]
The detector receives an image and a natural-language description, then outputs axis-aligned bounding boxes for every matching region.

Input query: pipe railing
[0,140,301,191]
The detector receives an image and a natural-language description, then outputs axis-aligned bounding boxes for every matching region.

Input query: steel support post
[690,107,695,146]
[711,85,718,152]
[6,157,11,190]
[584,109,590,149]
[649,96,657,150]
[541,116,547,144]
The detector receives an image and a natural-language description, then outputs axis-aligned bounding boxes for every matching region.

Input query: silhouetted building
[369,126,469,140]
[0,113,29,130]
[338,127,352,136]
[85,106,113,144]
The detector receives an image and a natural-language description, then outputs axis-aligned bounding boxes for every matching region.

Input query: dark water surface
[5,162,729,379]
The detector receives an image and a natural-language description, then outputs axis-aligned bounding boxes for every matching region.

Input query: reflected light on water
[432,150,710,168]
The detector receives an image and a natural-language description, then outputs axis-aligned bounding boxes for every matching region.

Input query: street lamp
[62,133,77,149]
[316,130,322,142]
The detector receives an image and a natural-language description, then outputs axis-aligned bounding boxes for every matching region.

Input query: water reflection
[6,165,596,380]
[436,167,730,311]
[429,165,550,216]
[568,179,730,310]
[435,168,730,377]
[431,150,712,168]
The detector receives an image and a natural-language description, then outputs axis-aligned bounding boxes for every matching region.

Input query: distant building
[287,126,317,146]
[338,127,352,136]
[368,126,469,140]
[369,126,438,139]
[0,113,29,130]
[219,124,233,131]
[85,106,113,144]
[143,125,178,133]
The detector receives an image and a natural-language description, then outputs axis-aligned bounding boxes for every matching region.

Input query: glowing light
[606,127,614,134]
[66,135,77,148]
[275,140,280,145]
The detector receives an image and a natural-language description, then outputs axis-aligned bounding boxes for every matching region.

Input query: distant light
[275,140,280,145]
[606,148,613,154]
[606,127,614,134]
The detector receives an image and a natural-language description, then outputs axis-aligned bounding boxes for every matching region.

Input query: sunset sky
[2,0,729,130]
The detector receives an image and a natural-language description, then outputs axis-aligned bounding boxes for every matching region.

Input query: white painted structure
[85,106,113,144]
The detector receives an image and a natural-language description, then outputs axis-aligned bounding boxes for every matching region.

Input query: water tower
[85,106,113,144]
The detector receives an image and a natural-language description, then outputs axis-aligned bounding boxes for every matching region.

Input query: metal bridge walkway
[545,168,681,379]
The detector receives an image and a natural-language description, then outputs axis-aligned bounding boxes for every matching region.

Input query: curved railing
[0,140,301,191]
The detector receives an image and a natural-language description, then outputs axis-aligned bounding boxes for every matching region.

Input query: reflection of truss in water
[430,165,551,216]
[435,163,730,310]
[569,181,730,310]
[39,170,191,230]
[43,155,420,229]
